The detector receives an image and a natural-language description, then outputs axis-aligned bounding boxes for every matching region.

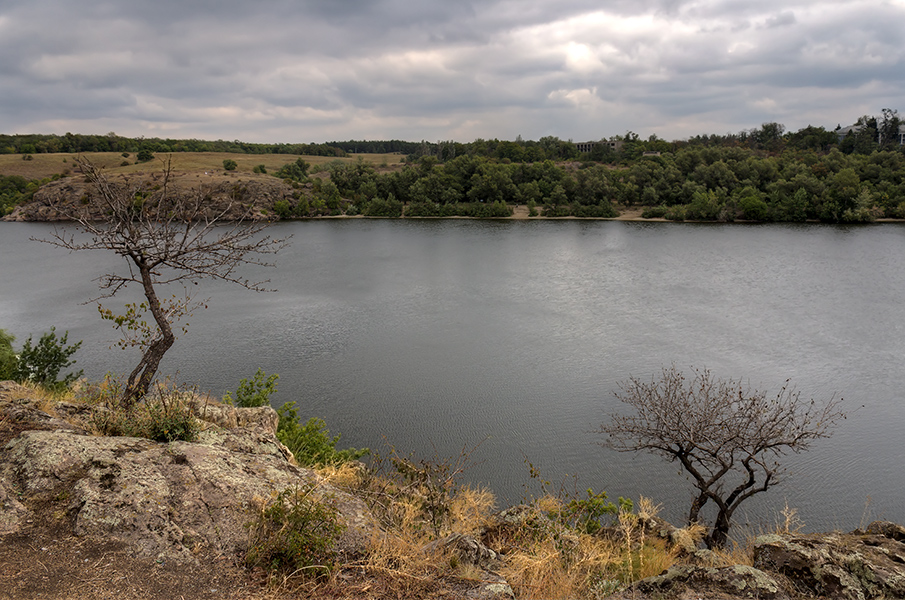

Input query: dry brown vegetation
[1,382,808,600]
[0,151,405,181]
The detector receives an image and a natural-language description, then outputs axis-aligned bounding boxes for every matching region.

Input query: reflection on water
[2,219,904,531]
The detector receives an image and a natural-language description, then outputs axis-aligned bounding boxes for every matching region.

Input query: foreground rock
[3,381,904,599]
[0,383,374,563]
[753,524,905,599]
[608,523,905,600]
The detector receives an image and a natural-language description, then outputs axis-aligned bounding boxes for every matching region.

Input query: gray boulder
[1,396,376,564]
[753,524,905,599]
[613,564,790,600]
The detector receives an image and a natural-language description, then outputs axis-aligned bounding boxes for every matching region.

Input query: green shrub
[223,159,238,171]
[87,376,199,442]
[524,460,632,535]
[140,393,200,442]
[362,194,403,217]
[275,158,310,181]
[641,205,668,219]
[273,200,292,218]
[737,194,770,221]
[557,488,630,535]
[223,369,366,465]
[0,329,16,380]
[665,206,686,221]
[685,190,722,221]
[136,149,154,163]
[252,164,267,174]
[245,484,344,579]
[277,403,368,466]
[12,327,83,390]
[224,368,278,407]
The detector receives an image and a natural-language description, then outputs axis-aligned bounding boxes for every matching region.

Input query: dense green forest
[0,133,348,158]
[277,144,905,222]
[3,109,904,223]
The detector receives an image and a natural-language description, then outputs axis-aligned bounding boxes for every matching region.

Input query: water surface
[2,219,902,533]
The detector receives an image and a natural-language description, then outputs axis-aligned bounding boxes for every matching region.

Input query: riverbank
[3,380,904,600]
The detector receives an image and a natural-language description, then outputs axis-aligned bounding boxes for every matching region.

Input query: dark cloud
[0,0,903,141]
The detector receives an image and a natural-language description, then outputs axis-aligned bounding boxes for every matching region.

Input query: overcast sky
[1,0,903,144]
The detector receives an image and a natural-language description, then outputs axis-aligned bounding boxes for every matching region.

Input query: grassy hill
[0,151,405,181]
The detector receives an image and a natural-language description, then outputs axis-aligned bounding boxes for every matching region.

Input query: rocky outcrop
[753,524,905,599]
[422,534,514,599]
[613,564,790,599]
[0,476,27,534]
[610,524,905,600]
[3,175,296,222]
[4,381,905,599]
[0,383,375,564]
[423,532,501,570]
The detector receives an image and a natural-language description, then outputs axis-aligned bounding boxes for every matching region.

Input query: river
[1,219,903,534]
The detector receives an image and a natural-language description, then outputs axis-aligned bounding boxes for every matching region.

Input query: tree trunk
[706,508,733,549]
[121,265,176,406]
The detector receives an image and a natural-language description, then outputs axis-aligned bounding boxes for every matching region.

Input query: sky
[1,0,903,144]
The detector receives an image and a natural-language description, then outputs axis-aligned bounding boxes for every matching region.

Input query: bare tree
[599,366,845,548]
[39,157,288,405]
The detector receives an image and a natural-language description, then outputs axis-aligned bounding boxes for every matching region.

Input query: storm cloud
[1,0,902,142]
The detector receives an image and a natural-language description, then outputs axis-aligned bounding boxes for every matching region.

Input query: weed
[277,404,368,467]
[224,368,278,408]
[85,375,199,442]
[245,484,344,581]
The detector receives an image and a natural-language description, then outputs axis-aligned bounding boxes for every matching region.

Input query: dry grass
[449,485,496,534]
[493,495,680,600]
[502,533,623,600]
[8,380,73,414]
[671,521,708,553]
[11,378,824,599]
[0,152,405,181]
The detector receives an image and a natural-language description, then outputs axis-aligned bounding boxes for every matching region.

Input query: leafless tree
[38,157,288,405]
[599,366,845,548]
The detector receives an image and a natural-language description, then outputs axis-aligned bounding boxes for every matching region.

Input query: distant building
[574,139,624,153]
[836,124,862,141]
[837,123,905,145]
[895,125,905,146]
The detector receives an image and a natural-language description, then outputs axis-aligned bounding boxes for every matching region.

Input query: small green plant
[223,158,238,171]
[245,484,344,579]
[277,403,368,466]
[0,328,16,380]
[140,390,200,442]
[224,368,279,407]
[273,199,292,218]
[11,327,83,391]
[136,149,154,163]
[87,375,199,442]
[524,459,631,534]
[253,164,267,174]
[560,488,631,535]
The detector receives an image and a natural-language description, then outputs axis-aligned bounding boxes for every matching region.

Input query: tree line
[0,133,348,158]
[268,142,905,223]
[3,109,903,222]
[2,109,900,160]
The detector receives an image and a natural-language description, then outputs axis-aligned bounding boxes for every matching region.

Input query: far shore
[290,204,905,223]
